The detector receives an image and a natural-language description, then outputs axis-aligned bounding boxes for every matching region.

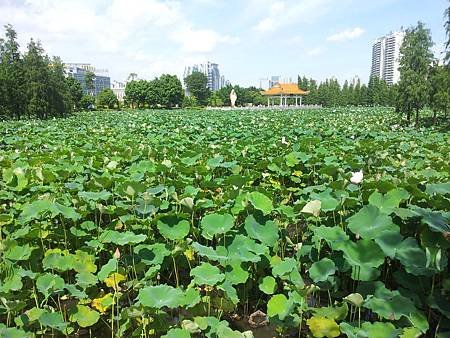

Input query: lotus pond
[0,108,449,337]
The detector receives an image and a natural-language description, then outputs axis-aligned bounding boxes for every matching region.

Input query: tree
[184,71,210,106]
[125,80,148,108]
[48,56,72,117]
[0,24,26,119]
[80,95,95,110]
[85,71,95,96]
[97,88,118,109]
[66,76,83,110]
[23,39,51,119]
[397,22,434,125]
[428,62,449,124]
[158,74,184,108]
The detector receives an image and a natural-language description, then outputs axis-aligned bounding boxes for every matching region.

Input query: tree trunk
[433,110,437,125]
[415,108,419,127]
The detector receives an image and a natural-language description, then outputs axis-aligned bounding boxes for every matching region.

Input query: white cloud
[253,0,332,32]
[171,27,239,53]
[327,27,365,42]
[306,47,323,56]
[0,0,238,80]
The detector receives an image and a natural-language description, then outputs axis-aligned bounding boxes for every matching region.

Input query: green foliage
[124,75,184,108]
[66,76,83,110]
[397,21,434,125]
[80,95,95,110]
[0,24,72,119]
[96,88,119,109]
[184,71,210,106]
[0,108,448,336]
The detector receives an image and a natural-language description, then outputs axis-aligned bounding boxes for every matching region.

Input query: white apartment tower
[370,30,405,85]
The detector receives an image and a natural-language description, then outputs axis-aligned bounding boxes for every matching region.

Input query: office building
[183,61,224,92]
[64,63,111,96]
[370,30,405,85]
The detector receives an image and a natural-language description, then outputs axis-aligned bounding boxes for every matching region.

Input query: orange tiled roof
[261,83,309,96]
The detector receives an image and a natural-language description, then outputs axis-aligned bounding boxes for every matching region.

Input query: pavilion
[261,83,309,107]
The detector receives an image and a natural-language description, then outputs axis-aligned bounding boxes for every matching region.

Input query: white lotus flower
[350,170,363,184]
[281,137,288,145]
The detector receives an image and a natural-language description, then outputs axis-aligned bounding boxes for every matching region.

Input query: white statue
[230,89,237,108]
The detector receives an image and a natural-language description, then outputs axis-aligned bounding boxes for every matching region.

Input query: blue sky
[0,0,447,87]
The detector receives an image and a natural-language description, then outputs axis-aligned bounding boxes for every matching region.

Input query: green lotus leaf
[340,322,400,338]
[244,214,279,246]
[97,258,118,281]
[218,281,239,304]
[190,262,224,286]
[4,243,33,261]
[312,225,349,250]
[192,242,228,262]
[340,239,385,268]
[36,273,65,298]
[306,316,340,338]
[347,205,394,239]
[99,230,147,245]
[38,311,69,332]
[134,243,170,265]
[351,265,380,281]
[138,284,184,309]
[76,272,98,289]
[259,276,277,295]
[78,190,111,201]
[364,293,416,320]
[227,235,268,263]
[410,206,450,233]
[267,294,292,320]
[395,237,430,275]
[248,191,273,215]
[309,258,337,283]
[225,262,249,285]
[200,213,234,240]
[0,324,32,338]
[400,327,422,338]
[157,216,190,241]
[1,274,23,293]
[69,305,100,328]
[368,188,410,214]
[425,182,450,195]
[313,303,348,321]
[162,328,191,338]
[183,287,201,308]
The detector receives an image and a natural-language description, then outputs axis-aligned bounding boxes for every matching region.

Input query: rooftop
[262,83,309,96]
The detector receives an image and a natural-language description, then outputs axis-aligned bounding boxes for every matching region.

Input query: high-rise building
[64,63,111,96]
[183,61,224,92]
[370,30,405,85]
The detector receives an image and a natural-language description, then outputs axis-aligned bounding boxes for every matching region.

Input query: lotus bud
[113,248,121,259]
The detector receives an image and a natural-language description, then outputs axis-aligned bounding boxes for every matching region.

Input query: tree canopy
[184,71,210,106]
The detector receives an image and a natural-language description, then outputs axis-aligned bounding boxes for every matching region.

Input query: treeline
[0,25,77,120]
[297,76,397,107]
[124,75,184,108]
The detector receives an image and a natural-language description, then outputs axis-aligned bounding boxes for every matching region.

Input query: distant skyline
[0,0,447,87]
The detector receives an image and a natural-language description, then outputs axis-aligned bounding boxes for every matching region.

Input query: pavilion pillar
[280,95,283,107]
[267,97,270,107]
[295,96,298,106]
[300,96,302,106]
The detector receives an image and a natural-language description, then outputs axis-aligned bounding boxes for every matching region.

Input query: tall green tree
[158,74,184,108]
[97,88,118,109]
[66,76,83,110]
[23,39,50,119]
[397,22,434,125]
[0,24,26,119]
[184,71,210,106]
[428,62,449,124]
[125,80,148,108]
[48,56,72,117]
[85,71,95,96]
